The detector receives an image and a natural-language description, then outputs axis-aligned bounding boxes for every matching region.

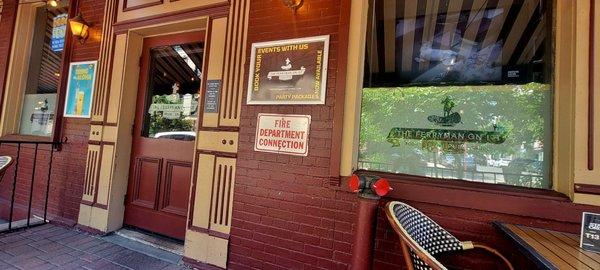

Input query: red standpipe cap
[372,178,392,197]
[348,174,360,193]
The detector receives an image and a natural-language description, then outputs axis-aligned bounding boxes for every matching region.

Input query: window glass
[19,2,69,136]
[142,42,203,141]
[359,0,553,189]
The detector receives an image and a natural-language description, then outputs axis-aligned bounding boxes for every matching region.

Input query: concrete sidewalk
[0,224,190,270]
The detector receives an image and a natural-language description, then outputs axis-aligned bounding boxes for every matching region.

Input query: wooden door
[125,31,204,240]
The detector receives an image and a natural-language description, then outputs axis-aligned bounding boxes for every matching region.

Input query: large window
[359,0,553,189]
[18,1,69,137]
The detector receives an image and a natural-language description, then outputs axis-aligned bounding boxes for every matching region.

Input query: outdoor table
[493,221,600,270]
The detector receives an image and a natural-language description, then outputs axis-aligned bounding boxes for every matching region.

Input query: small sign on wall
[204,80,221,113]
[254,114,311,156]
[246,35,329,105]
[581,212,600,253]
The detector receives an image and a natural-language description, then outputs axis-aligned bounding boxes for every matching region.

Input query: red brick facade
[229,1,356,269]
[0,1,597,269]
[0,0,104,224]
[228,1,600,270]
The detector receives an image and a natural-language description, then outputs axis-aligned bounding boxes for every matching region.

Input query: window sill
[350,169,582,225]
[0,134,55,143]
[355,169,570,202]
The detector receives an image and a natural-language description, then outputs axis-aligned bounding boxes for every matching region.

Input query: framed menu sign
[581,212,600,253]
[246,35,329,105]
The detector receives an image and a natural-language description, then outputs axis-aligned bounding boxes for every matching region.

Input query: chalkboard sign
[580,212,600,253]
[204,80,221,113]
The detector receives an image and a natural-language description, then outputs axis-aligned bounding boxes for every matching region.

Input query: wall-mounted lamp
[47,0,58,7]
[282,0,304,12]
[69,13,90,44]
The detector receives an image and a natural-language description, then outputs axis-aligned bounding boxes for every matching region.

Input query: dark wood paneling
[161,160,192,216]
[131,157,162,209]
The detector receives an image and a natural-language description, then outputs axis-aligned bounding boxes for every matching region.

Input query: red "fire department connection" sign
[254,114,311,156]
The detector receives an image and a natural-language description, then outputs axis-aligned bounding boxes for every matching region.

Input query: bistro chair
[0,156,13,184]
[385,201,514,270]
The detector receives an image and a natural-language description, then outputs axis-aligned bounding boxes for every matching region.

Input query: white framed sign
[246,35,329,105]
[254,113,311,156]
[64,61,98,118]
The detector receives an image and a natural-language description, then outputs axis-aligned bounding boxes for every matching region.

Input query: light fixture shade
[47,0,58,7]
[69,13,90,42]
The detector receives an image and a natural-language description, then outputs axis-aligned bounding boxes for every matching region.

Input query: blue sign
[51,14,68,52]
[64,61,97,118]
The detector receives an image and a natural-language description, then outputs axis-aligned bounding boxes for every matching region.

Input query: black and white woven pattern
[392,202,463,270]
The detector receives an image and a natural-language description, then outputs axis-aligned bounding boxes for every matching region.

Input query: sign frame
[63,60,98,118]
[581,212,600,253]
[246,35,330,105]
[254,113,311,156]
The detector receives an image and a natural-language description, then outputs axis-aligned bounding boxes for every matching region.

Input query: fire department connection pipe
[348,174,392,270]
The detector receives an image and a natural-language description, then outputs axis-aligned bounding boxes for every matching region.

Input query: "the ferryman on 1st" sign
[254,113,311,156]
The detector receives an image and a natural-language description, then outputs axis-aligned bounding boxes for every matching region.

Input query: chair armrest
[461,241,514,270]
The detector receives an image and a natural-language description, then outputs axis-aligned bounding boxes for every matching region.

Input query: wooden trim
[361,170,571,201]
[198,126,239,132]
[329,0,351,186]
[75,224,107,235]
[187,149,201,228]
[589,0,596,171]
[350,170,600,228]
[574,183,600,195]
[100,33,117,122]
[182,256,222,270]
[81,200,94,206]
[88,140,116,146]
[122,0,163,12]
[196,149,236,158]
[196,18,213,130]
[92,141,105,204]
[53,0,80,144]
[0,134,55,144]
[112,2,229,34]
[493,222,558,270]
[0,0,18,118]
[92,203,109,210]
[187,225,229,240]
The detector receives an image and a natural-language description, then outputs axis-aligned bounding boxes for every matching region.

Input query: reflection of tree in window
[142,42,204,141]
[359,0,552,189]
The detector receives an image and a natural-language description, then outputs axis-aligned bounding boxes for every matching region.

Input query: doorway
[124,31,204,240]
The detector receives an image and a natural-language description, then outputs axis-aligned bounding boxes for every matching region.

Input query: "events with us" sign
[254,114,311,156]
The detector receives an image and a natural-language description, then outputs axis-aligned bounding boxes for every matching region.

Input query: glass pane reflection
[142,42,204,141]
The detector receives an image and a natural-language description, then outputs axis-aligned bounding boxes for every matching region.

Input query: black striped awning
[366,0,548,84]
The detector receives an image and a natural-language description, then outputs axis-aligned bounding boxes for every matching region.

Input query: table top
[494,222,600,270]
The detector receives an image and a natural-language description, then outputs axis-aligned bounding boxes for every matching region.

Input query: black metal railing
[0,138,66,232]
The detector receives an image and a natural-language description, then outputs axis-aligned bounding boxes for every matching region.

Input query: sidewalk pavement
[0,224,190,270]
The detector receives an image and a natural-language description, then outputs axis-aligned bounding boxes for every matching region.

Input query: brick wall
[229,1,592,270]
[0,0,104,225]
[229,1,357,269]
